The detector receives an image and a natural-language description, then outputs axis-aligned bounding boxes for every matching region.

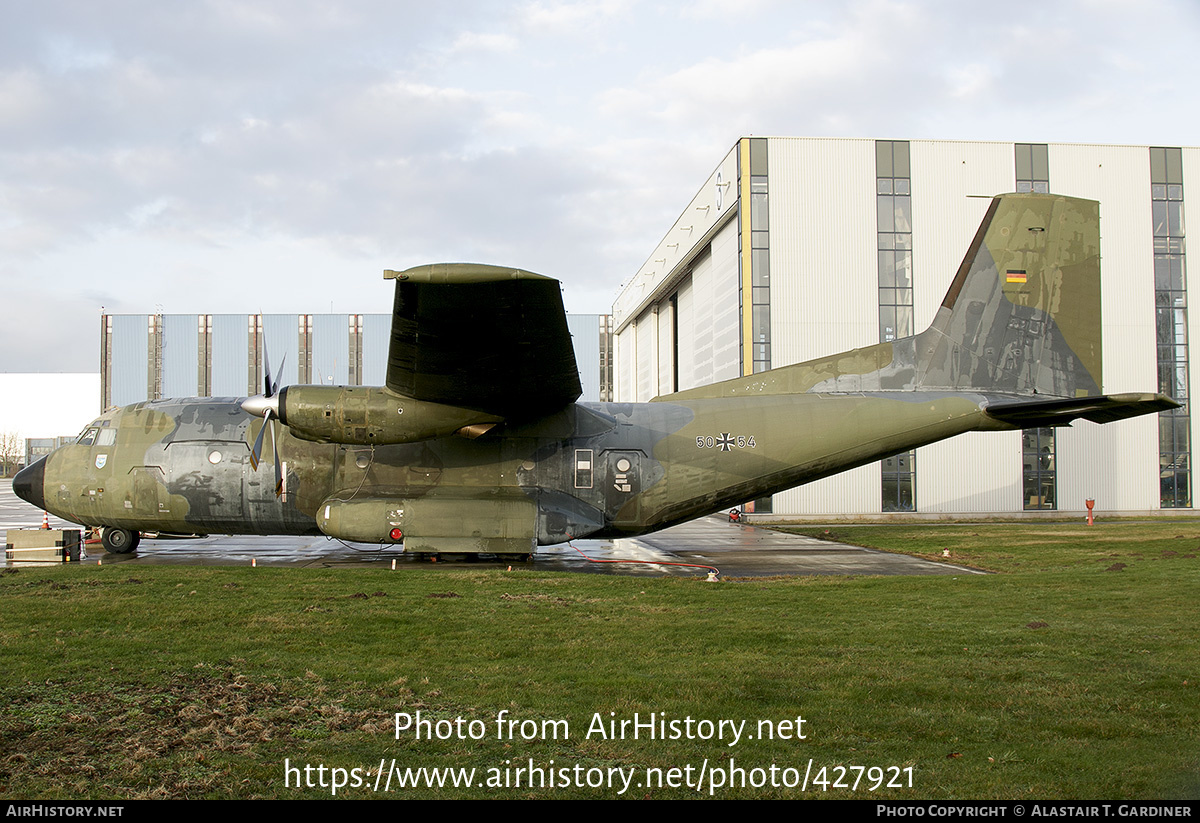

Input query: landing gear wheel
[102,528,140,554]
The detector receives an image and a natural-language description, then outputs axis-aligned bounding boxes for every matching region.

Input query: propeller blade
[271,353,286,397]
[262,337,273,397]
[249,409,269,471]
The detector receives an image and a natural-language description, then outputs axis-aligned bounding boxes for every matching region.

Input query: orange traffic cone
[41,511,49,530]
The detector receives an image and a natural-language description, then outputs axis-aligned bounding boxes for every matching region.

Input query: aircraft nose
[13,457,47,510]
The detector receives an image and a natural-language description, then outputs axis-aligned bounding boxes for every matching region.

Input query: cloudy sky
[3,0,1198,373]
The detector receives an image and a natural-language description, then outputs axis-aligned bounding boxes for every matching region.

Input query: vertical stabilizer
[915,193,1102,397]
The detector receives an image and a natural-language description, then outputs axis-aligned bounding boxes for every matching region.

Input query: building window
[876,141,913,343]
[1151,147,1190,507]
[1023,428,1056,509]
[877,140,916,512]
[1016,143,1049,193]
[738,137,772,513]
[740,137,772,376]
[1015,143,1057,510]
[882,452,916,512]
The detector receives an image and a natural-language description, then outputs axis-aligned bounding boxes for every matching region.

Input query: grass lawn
[1,521,1197,799]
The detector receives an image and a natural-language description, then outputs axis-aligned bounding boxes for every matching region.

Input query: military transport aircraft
[13,193,1177,555]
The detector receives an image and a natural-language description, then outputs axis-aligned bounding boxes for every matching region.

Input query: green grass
[1,522,1197,799]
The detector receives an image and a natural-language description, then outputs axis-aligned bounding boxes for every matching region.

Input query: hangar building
[100,313,613,408]
[613,137,1195,516]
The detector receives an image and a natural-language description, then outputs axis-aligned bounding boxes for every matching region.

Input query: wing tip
[384,263,556,284]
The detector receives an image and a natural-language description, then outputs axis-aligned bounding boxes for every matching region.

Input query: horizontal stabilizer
[984,393,1179,427]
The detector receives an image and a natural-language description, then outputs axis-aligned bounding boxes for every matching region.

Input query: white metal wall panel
[615,325,635,402]
[909,141,1016,511]
[567,314,601,402]
[635,307,657,402]
[774,463,880,516]
[763,138,881,514]
[656,300,674,396]
[210,314,247,397]
[710,218,741,381]
[690,248,716,386]
[768,137,878,368]
[261,315,299,388]
[675,275,697,391]
[909,140,1014,329]
[918,432,1022,512]
[1052,143,1159,510]
[361,314,391,386]
[161,314,198,398]
[109,316,148,408]
[311,314,350,386]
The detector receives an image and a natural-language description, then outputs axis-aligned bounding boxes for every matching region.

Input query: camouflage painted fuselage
[32,389,1012,550]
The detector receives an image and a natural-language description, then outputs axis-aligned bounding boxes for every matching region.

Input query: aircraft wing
[984,393,1179,426]
[383,264,582,419]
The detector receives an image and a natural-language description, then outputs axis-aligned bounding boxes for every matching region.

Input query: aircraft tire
[102,527,140,554]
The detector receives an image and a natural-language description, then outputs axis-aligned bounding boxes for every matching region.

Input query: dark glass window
[1151,147,1191,507]
[738,138,773,510]
[1022,428,1056,510]
[1015,143,1049,193]
[877,140,917,510]
[882,452,916,512]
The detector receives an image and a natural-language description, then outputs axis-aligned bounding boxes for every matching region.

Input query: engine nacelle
[276,386,502,445]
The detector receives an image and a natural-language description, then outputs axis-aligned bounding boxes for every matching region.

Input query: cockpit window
[97,428,117,447]
[77,428,99,446]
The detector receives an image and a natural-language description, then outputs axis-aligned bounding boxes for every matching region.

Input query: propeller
[241,341,286,497]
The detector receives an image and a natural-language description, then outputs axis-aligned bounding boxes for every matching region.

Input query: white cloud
[0,69,52,126]
[946,62,997,101]
[448,31,519,54]
[42,36,114,74]
[519,0,632,34]
[126,197,174,228]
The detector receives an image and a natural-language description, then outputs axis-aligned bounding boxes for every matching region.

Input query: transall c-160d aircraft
[14,193,1177,555]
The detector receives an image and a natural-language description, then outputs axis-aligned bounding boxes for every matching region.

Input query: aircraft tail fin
[912,193,1103,397]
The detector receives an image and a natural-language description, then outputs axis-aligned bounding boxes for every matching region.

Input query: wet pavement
[2,480,983,578]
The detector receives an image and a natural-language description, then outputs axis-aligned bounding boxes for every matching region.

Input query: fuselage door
[603,450,641,525]
[127,466,168,521]
[165,441,248,529]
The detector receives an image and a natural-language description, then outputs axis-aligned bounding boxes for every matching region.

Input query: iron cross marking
[716,433,735,452]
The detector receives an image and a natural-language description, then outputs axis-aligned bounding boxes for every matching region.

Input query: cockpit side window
[97,428,117,447]
[77,427,100,446]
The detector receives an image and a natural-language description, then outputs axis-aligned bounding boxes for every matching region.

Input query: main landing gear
[101,527,141,554]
